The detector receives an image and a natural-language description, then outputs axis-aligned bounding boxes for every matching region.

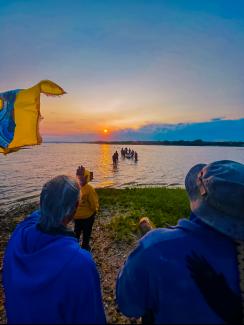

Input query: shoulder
[83,183,93,191]
[14,210,40,232]
[124,226,189,269]
[69,246,98,273]
[88,183,95,190]
[67,249,101,284]
[140,226,186,250]
[25,209,41,223]
[86,184,97,194]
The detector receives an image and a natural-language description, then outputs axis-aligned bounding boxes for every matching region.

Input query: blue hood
[5,211,78,290]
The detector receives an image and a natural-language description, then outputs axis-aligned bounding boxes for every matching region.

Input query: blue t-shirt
[116,215,241,324]
[3,210,106,324]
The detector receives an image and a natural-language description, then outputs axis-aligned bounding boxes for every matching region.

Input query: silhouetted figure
[112,153,117,165]
[134,152,138,162]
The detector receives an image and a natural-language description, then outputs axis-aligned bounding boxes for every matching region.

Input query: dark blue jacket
[3,210,106,324]
[116,215,241,324]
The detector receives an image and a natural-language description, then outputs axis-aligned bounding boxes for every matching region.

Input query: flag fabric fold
[0,80,65,154]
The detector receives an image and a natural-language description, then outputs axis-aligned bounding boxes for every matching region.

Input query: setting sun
[103,129,108,134]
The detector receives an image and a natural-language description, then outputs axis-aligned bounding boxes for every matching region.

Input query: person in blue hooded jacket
[116,160,244,324]
[3,175,106,324]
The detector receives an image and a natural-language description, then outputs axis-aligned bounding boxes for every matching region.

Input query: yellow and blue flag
[0,80,65,154]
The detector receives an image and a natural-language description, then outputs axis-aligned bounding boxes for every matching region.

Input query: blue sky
[0,0,244,140]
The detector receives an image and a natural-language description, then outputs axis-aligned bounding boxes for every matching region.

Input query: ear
[38,80,66,96]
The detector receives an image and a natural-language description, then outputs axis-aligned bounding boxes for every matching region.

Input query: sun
[103,129,108,134]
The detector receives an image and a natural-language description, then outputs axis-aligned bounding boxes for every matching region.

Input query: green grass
[97,188,190,241]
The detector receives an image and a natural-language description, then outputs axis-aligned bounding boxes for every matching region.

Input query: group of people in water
[112,147,138,165]
[121,147,138,161]
[2,160,244,324]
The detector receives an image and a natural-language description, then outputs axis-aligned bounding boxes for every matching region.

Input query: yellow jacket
[75,184,99,219]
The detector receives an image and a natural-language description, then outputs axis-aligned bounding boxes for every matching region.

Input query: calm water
[0,143,243,211]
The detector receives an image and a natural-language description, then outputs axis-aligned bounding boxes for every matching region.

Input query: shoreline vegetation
[0,188,190,324]
[44,140,244,147]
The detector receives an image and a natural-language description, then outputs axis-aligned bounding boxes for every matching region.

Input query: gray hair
[39,175,80,231]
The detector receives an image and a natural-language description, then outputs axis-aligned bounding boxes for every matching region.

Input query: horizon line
[42,140,244,146]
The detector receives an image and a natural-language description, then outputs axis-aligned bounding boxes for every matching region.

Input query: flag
[0,80,65,154]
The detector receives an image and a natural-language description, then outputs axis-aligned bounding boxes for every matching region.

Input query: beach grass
[97,187,190,241]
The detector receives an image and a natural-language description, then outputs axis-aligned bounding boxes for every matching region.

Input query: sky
[0,0,244,141]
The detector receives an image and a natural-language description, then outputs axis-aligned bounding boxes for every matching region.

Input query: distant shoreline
[43,140,244,147]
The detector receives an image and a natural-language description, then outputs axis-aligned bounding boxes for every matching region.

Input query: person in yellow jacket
[74,165,99,251]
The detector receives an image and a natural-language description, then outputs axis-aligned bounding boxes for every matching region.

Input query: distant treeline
[88,139,244,147]
[46,140,244,147]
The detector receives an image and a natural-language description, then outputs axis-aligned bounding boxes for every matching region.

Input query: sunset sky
[1,0,244,141]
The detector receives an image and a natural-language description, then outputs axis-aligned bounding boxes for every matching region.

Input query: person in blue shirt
[116,160,244,324]
[3,175,106,324]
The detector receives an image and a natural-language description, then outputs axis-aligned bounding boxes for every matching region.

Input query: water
[0,143,243,211]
